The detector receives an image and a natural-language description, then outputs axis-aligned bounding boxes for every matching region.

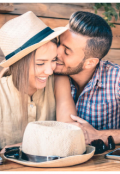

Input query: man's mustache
[56,57,64,64]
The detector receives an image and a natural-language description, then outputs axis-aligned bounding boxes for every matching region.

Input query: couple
[0,10,120,151]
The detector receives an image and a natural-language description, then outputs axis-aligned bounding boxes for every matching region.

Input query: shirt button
[98,82,102,86]
[30,104,34,108]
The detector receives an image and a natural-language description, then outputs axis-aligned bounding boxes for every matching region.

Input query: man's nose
[44,64,53,75]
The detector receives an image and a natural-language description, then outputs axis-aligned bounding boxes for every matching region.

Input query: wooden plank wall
[0,3,14,12]
[0,3,120,71]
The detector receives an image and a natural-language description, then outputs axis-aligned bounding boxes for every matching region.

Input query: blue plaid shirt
[70,61,120,130]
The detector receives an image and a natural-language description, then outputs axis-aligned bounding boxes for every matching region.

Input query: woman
[0,11,77,150]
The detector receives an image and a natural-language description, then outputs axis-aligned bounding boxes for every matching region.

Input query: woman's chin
[35,77,47,89]
[35,82,47,89]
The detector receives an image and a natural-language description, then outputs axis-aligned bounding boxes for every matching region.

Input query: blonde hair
[9,52,33,132]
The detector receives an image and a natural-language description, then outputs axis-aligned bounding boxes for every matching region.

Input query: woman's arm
[54,75,77,123]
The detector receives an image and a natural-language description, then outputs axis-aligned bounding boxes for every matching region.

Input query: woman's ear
[83,58,99,69]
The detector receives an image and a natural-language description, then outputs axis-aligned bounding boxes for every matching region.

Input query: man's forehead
[60,30,70,39]
[60,29,88,48]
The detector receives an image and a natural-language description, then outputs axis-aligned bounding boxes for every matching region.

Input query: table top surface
[1,146,120,171]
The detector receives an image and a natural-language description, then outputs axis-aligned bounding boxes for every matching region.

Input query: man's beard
[55,58,85,76]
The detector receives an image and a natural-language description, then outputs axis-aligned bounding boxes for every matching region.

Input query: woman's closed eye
[36,57,57,66]
[36,63,44,66]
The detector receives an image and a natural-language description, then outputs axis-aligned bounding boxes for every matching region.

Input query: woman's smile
[36,76,48,83]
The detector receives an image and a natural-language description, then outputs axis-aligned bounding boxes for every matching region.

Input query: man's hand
[70,115,108,145]
[66,121,90,144]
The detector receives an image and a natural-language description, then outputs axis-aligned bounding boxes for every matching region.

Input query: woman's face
[28,41,57,94]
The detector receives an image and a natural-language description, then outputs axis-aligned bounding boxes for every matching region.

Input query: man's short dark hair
[69,11,112,60]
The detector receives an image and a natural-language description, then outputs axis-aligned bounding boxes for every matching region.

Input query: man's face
[54,30,88,75]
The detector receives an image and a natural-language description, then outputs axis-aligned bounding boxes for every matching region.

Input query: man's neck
[70,67,96,95]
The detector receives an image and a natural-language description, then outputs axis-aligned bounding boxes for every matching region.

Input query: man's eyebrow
[63,44,72,52]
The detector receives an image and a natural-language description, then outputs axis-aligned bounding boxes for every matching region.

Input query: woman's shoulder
[0,75,18,105]
[0,67,10,78]
[0,75,11,84]
[0,75,12,94]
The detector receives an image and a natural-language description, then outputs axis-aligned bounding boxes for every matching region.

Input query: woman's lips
[37,76,47,83]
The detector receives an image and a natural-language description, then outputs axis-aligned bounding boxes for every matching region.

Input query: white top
[0,75,55,149]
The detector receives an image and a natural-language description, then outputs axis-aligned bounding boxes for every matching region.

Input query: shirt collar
[70,60,106,89]
[91,61,106,89]
[69,77,76,88]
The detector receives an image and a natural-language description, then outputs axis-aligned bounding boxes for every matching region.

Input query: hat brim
[3,145,95,168]
[0,26,68,68]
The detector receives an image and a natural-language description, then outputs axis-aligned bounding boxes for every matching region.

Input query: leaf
[94,3,102,9]
[115,13,118,21]
[116,3,120,10]
[111,10,118,21]
[107,3,112,7]
[93,3,118,27]
[104,11,109,17]
[104,6,109,11]
[109,7,116,13]
[110,12,113,17]
[103,3,108,7]
[113,24,116,28]
[93,6,98,14]
[108,22,115,28]
[108,15,112,21]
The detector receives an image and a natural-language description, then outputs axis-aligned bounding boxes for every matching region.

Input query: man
[54,11,120,145]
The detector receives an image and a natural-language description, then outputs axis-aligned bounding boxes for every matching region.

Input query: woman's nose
[44,64,53,75]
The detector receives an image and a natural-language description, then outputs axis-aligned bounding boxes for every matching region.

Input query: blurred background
[0,3,120,71]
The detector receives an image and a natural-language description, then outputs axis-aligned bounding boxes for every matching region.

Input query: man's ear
[83,58,99,69]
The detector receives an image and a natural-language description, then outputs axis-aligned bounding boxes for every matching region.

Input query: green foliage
[93,3,120,27]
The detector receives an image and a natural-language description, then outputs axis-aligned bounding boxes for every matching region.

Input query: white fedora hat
[0,11,68,67]
[4,121,95,167]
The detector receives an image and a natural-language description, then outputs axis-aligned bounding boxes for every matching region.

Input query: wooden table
[1,146,120,171]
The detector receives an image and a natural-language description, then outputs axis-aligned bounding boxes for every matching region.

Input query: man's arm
[71,115,120,145]
[54,75,77,123]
